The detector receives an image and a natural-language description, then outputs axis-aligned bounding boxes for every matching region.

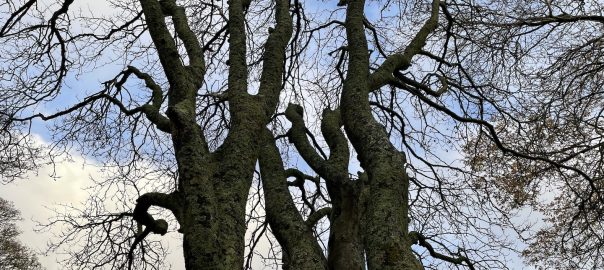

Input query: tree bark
[259,128,328,270]
[138,0,292,268]
[285,105,366,269]
[341,0,423,269]
[327,181,365,270]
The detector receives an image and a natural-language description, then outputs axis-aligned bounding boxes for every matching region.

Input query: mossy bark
[259,128,329,270]
[138,0,431,267]
[285,105,366,270]
[138,0,292,268]
[327,182,366,270]
[341,0,423,269]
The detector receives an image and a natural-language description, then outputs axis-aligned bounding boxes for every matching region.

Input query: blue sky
[0,0,542,269]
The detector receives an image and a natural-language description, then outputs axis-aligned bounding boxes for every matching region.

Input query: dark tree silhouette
[0,197,43,270]
[1,0,602,269]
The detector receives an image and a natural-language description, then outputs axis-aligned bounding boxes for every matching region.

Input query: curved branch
[116,66,171,133]
[285,103,327,174]
[409,231,476,270]
[369,0,440,90]
[286,168,319,186]
[132,192,182,232]
[305,207,331,228]
[126,192,181,270]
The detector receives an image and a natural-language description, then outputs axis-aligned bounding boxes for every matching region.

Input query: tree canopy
[1,0,603,269]
[0,198,43,270]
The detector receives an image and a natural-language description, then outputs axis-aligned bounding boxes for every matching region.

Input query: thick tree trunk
[340,101,423,270]
[327,182,365,270]
[167,113,248,269]
[181,201,248,269]
[341,0,423,269]
[259,128,329,270]
[284,105,367,269]
[176,123,260,269]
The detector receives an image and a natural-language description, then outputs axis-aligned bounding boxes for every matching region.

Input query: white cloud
[0,135,281,270]
[0,137,189,269]
[0,152,97,269]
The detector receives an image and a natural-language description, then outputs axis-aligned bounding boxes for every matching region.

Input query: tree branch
[133,193,174,234]
[409,231,476,270]
[305,207,331,228]
[116,66,172,133]
[6,88,170,135]
[320,108,350,178]
[285,103,327,174]
[159,0,205,81]
[127,192,180,270]
[393,71,448,97]
[227,0,248,96]
[369,0,440,91]
[0,0,37,37]
[139,0,186,87]
[285,168,319,186]
[258,0,293,118]
[389,76,599,193]
[495,14,604,27]
[258,128,328,268]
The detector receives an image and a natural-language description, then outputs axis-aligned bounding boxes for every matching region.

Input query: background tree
[0,197,43,270]
[2,0,601,269]
[443,1,604,268]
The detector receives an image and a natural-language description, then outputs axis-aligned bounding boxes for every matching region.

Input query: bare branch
[305,207,331,228]
[409,231,476,270]
[369,0,440,90]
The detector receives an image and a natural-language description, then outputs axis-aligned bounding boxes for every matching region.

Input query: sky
[0,0,183,268]
[0,0,544,269]
[0,137,275,269]
[0,151,93,269]
[0,149,128,269]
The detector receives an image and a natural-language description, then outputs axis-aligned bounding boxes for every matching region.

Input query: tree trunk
[327,182,365,270]
[284,105,367,269]
[259,128,329,270]
[341,0,423,269]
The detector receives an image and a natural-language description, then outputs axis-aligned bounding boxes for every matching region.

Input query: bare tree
[2,0,601,269]
[440,1,604,268]
[2,0,291,268]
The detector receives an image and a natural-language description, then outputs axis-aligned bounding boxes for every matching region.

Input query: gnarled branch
[305,207,331,228]
[369,0,440,91]
[409,231,476,270]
